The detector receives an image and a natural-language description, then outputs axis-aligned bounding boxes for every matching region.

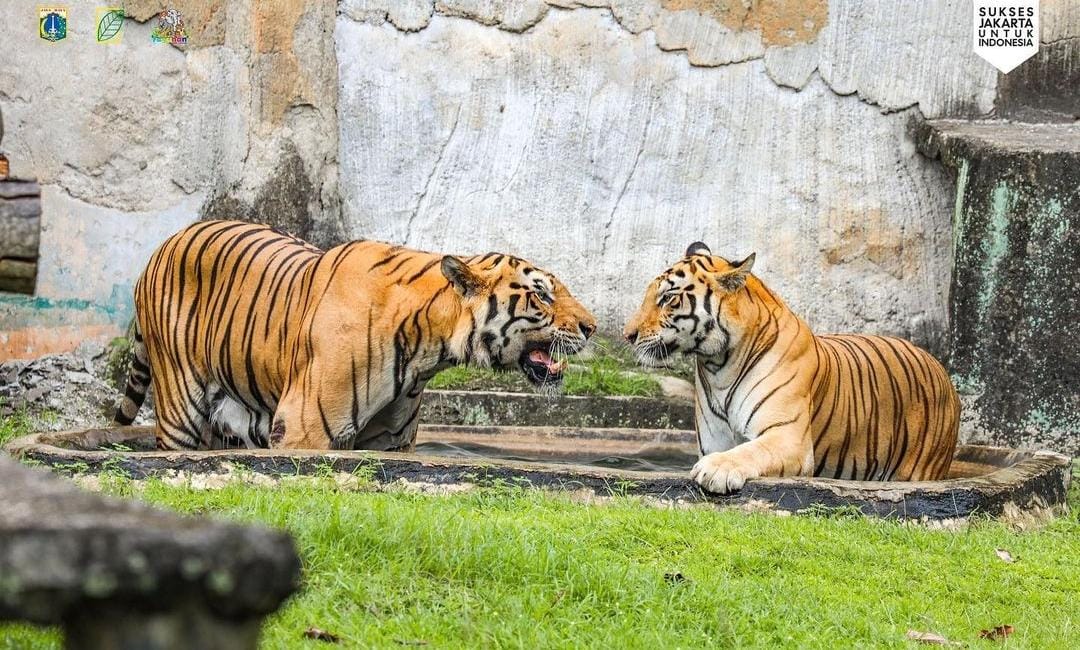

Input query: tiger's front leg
[690,411,814,494]
[270,359,385,450]
[269,356,424,450]
[351,390,425,452]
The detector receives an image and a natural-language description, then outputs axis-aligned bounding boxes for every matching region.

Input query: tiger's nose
[624,329,638,344]
[579,322,596,339]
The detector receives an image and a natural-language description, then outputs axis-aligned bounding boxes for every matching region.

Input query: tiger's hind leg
[135,323,211,449]
[151,383,213,451]
[206,384,271,449]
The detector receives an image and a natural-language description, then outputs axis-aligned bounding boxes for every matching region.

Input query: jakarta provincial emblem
[38,6,68,43]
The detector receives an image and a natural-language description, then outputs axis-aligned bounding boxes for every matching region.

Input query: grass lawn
[1,413,1078,649]
[0,464,1075,649]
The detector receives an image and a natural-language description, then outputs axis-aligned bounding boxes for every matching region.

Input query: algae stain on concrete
[975,182,1015,323]
[1041,198,1067,242]
[951,176,1028,394]
[950,372,984,397]
[0,289,131,323]
[461,406,493,427]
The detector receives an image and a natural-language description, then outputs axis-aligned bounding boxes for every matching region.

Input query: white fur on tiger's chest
[694,352,810,459]
[693,367,741,455]
[694,358,796,456]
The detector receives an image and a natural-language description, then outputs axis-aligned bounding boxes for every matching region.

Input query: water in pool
[415,440,698,473]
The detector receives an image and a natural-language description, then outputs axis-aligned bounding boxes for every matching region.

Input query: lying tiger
[115,220,596,451]
[625,242,959,494]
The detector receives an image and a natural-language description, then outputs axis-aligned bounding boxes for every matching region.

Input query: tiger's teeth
[549,360,566,373]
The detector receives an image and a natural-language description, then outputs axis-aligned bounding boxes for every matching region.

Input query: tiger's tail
[113,323,151,426]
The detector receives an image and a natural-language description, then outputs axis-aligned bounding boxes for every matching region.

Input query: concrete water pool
[6,414,1071,522]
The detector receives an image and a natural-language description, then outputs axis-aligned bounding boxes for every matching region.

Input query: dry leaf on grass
[906,629,960,646]
[303,627,341,643]
[994,548,1015,563]
[979,624,1015,641]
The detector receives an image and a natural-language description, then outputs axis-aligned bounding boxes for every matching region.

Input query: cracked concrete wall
[336,0,1012,347]
[0,1,340,358]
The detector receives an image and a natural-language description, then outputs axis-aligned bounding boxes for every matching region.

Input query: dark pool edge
[5,428,1072,521]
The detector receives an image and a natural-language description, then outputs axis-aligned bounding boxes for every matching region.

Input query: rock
[656,376,694,402]
[21,385,48,403]
[0,348,155,432]
[0,456,300,648]
[0,363,23,384]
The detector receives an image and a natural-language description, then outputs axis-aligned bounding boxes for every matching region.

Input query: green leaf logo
[96,9,125,42]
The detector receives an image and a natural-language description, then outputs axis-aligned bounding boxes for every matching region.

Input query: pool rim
[4,425,1072,521]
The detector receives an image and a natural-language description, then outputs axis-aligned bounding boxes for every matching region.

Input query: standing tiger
[624,242,959,494]
[114,220,596,451]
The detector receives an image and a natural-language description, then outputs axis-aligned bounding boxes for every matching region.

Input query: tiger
[114,220,596,451]
[624,242,959,494]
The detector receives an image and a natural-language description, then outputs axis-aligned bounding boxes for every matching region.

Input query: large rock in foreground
[0,456,300,649]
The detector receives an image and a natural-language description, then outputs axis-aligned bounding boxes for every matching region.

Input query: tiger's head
[623,242,756,367]
[441,253,596,389]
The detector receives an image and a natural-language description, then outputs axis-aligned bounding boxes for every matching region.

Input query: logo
[151,8,188,45]
[38,6,68,43]
[973,0,1040,74]
[95,7,124,44]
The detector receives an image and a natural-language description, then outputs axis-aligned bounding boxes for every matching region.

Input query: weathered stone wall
[0,0,1072,361]
[334,0,1008,350]
[0,0,340,358]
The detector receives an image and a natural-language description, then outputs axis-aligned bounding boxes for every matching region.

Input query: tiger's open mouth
[519,341,567,386]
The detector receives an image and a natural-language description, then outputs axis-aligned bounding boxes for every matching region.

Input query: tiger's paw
[690,452,760,494]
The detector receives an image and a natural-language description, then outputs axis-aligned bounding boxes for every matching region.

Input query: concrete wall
[0,0,1070,360]
[0,0,340,358]
[335,0,1001,349]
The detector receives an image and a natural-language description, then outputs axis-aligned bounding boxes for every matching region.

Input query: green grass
[2,404,1077,648]
[2,467,1078,649]
[0,406,37,448]
[428,335,672,397]
[428,359,662,397]
[563,356,661,397]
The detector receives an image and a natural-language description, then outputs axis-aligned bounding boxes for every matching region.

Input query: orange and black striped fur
[624,242,959,494]
[115,220,596,451]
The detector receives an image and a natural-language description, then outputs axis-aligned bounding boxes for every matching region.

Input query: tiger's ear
[441,256,485,297]
[715,253,755,291]
[685,241,711,257]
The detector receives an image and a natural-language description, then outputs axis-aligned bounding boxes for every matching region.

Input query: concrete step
[916,119,1080,455]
